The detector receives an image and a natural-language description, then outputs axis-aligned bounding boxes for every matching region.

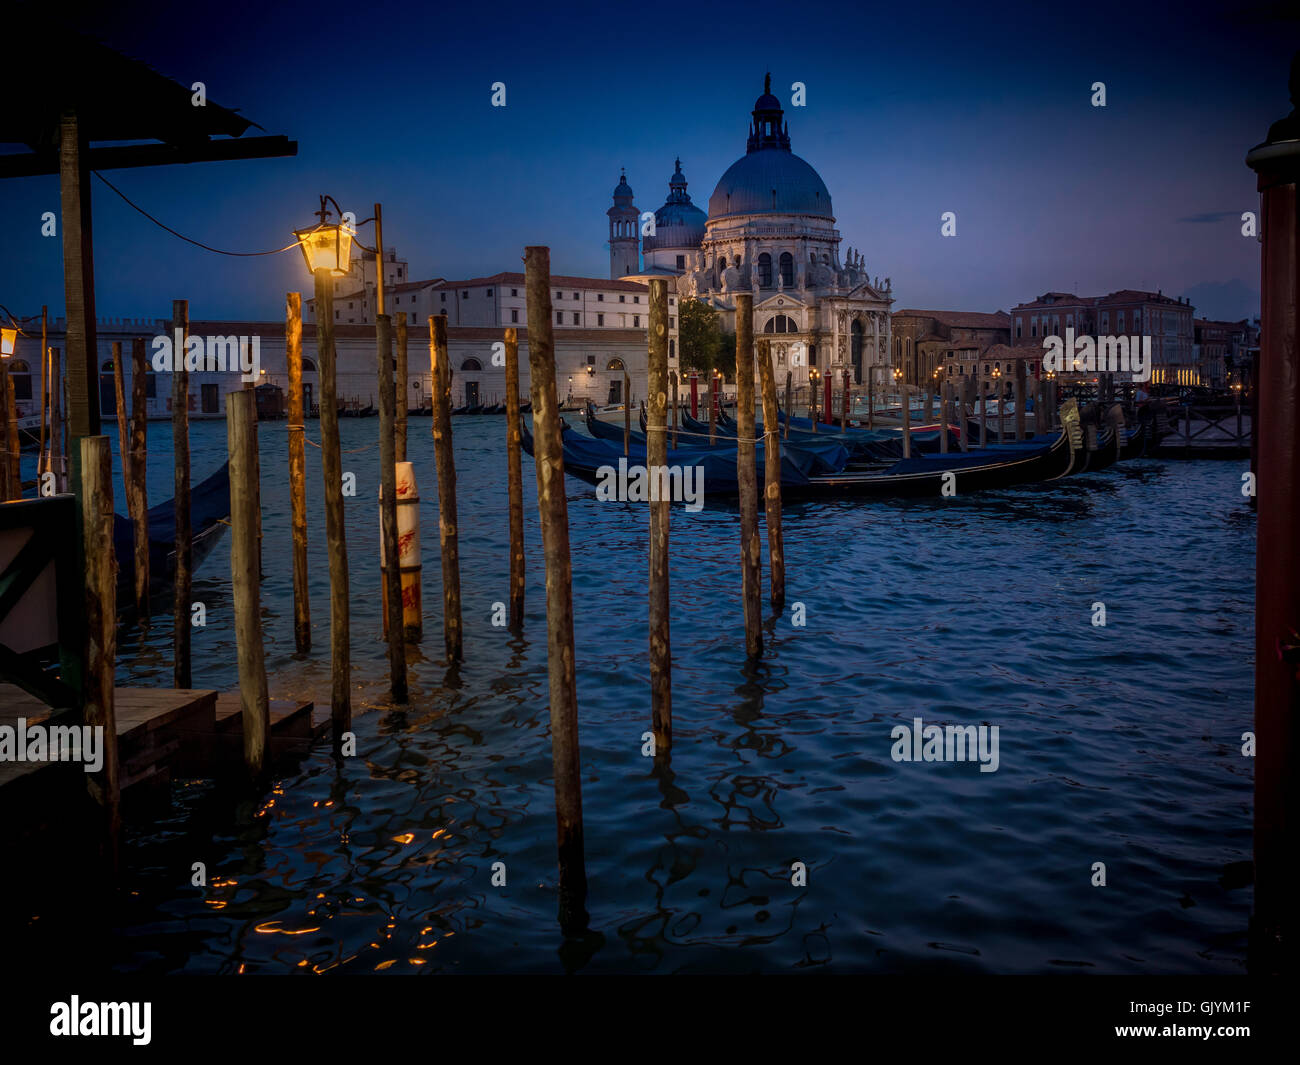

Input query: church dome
[643,158,707,252]
[707,74,833,222]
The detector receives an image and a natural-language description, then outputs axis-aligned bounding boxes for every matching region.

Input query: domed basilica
[608,75,893,388]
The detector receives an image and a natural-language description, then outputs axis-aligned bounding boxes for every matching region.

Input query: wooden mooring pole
[128,338,149,617]
[314,268,351,737]
[171,300,192,689]
[1246,61,1300,972]
[709,373,718,444]
[1015,360,1027,441]
[505,327,525,630]
[524,246,588,934]
[784,370,792,439]
[647,279,671,751]
[227,390,270,778]
[940,378,950,454]
[395,311,409,464]
[374,203,407,702]
[735,293,762,658]
[81,435,120,870]
[429,314,463,662]
[980,378,988,447]
[670,371,679,449]
[623,371,631,456]
[758,339,785,612]
[901,382,912,459]
[286,293,310,653]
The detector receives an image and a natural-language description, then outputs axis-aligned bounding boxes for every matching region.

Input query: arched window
[779,253,794,287]
[462,357,483,371]
[606,357,625,371]
[763,314,798,334]
[669,339,675,358]
[302,358,317,372]
[757,253,772,288]
[8,360,31,401]
[822,253,830,265]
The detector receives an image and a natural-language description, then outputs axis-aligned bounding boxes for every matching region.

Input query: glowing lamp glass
[0,327,16,358]
[295,225,353,277]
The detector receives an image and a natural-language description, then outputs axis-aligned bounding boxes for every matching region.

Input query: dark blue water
[88,415,1254,973]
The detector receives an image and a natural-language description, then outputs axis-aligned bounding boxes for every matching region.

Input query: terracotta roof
[982,343,1043,361]
[430,271,648,293]
[893,309,1010,329]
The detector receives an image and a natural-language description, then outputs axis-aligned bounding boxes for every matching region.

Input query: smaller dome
[753,91,782,112]
[612,169,634,199]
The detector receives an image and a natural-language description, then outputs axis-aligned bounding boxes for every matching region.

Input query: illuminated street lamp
[0,326,16,358]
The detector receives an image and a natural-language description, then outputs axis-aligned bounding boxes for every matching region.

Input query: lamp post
[294,197,354,738]
[809,367,820,430]
[567,375,573,407]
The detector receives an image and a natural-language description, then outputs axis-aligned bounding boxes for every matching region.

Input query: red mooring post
[690,372,699,420]
[823,372,832,425]
[1246,52,1300,975]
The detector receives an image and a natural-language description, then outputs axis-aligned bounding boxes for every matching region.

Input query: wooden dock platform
[0,682,317,811]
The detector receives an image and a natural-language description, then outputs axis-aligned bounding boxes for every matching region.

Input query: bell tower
[607,169,640,279]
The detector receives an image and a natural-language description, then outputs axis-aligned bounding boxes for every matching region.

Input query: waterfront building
[890,309,1011,386]
[613,75,894,392]
[1010,289,1196,384]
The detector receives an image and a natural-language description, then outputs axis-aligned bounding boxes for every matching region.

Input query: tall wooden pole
[0,358,15,500]
[39,306,48,480]
[901,382,912,458]
[375,206,407,701]
[980,378,988,447]
[58,112,100,449]
[1015,359,1027,441]
[524,246,588,935]
[841,369,849,432]
[171,300,192,689]
[111,342,130,483]
[286,293,310,652]
[128,338,149,617]
[647,279,672,752]
[50,347,63,487]
[939,378,950,454]
[670,372,679,448]
[623,371,631,456]
[81,435,120,871]
[395,311,409,463]
[735,293,762,659]
[709,373,718,443]
[784,370,792,439]
[1246,61,1300,972]
[758,339,785,612]
[227,390,270,778]
[867,365,875,429]
[314,269,351,738]
[505,327,526,630]
[429,315,463,661]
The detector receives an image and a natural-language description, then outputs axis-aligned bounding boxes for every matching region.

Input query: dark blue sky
[3,0,1295,323]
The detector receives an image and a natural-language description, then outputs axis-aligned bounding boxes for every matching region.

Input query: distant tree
[717,332,736,380]
[679,298,723,375]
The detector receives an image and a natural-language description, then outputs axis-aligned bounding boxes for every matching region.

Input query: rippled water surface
[65,416,1258,972]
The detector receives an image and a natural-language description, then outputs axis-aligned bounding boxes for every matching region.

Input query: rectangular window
[633,296,640,304]
[573,292,579,300]
[676,255,685,270]
[556,290,562,300]
[441,292,447,302]
[572,312,580,325]
[556,311,563,324]
[597,313,604,326]
[670,317,676,329]
[511,288,518,297]
[633,315,640,327]
[487,289,493,297]
[461,291,469,299]
[619,295,626,303]
[587,355,595,366]
[597,293,604,302]
[511,309,518,323]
